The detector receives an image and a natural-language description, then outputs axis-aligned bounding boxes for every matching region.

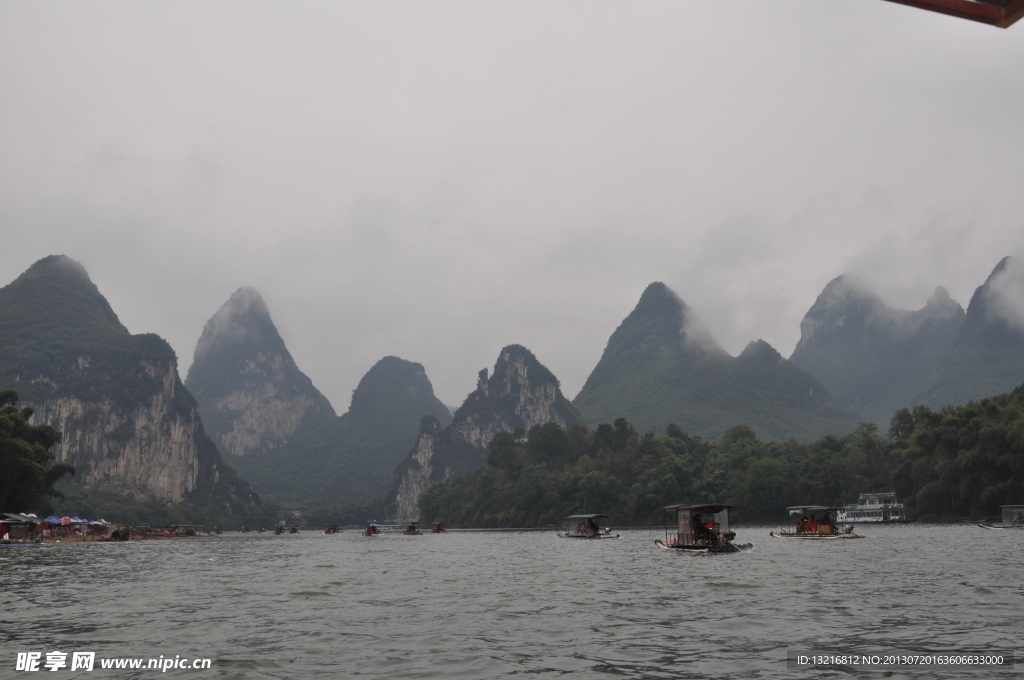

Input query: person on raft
[691,514,718,544]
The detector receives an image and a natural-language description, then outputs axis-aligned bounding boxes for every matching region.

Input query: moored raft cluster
[1,513,125,544]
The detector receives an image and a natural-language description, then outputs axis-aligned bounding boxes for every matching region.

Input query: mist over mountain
[185,288,451,506]
[384,344,583,520]
[789,275,965,423]
[0,255,252,514]
[185,287,337,459]
[572,282,861,441]
[905,256,1024,408]
[788,258,1024,420]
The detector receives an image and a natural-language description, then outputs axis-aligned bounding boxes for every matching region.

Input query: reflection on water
[1,525,1021,678]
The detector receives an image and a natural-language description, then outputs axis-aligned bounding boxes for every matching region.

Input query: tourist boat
[770,506,863,539]
[362,523,381,536]
[836,491,913,523]
[557,514,620,539]
[430,521,446,533]
[979,505,1024,529]
[259,527,266,533]
[655,504,751,553]
[323,525,342,534]
[274,526,284,535]
[287,526,300,534]
[240,526,250,533]
[403,522,422,535]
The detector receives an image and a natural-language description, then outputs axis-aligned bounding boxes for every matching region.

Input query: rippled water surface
[2,525,1022,679]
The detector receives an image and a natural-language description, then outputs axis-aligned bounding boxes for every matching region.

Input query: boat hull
[837,519,914,524]
[556,533,620,539]
[654,539,751,553]
[770,531,863,540]
[978,523,1024,530]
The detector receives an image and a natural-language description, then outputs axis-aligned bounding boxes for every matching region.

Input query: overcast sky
[2,1,1023,410]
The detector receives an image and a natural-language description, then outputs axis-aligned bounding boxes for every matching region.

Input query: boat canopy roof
[2,513,41,523]
[568,514,608,519]
[663,504,734,512]
[1000,504,1024,509]
[787,505,841,515]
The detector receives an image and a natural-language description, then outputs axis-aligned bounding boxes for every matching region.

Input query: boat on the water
[430,521,446,533]
[654,504,751,553]
[362,523,380,537]
[403,522,422,535]
[557,514,620,539]
[836,491,913,524]
[979,504,1024,529]
[770,506,863,540]
[323,525,342,534]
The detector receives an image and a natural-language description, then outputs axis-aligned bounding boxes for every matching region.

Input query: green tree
[0,389,75,514]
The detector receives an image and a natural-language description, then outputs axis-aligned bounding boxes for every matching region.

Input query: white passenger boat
[770,506,863,540]
[836,492,913,524]
[979,505,1024,529]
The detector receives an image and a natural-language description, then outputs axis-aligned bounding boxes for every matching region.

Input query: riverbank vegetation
[419,384,1024,526]
[0,389,75,515]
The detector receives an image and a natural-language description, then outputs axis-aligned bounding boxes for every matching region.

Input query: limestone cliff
[185,287,452,505]
[385,345,582,521]
[0,255,251,510]
[387,416,445,521]
[185,287,336,459]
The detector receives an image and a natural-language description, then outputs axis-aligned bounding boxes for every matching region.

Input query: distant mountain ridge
[789,275,965,423]
[0,255,251,512]
[572,282,861,441]
[903,256,1024,409]
[384,344,583,520]
[185,289,452,506]
[790,257,1024,422]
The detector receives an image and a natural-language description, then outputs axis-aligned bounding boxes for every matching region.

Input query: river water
[1,524,1021,679]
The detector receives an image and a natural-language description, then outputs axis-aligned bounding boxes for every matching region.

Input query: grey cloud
[2,2,1024,408]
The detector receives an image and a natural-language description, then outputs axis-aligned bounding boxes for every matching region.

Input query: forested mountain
[185,287,336,459]
[572,282,860,441]
[0,255,253,517]
[905,256,1024,409]
[790,257,1024,422]
[384,344,583,520]
[420,383,1024,527]
[789,275,964,423]
[236,356,453,506]
[185,288,452,507]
